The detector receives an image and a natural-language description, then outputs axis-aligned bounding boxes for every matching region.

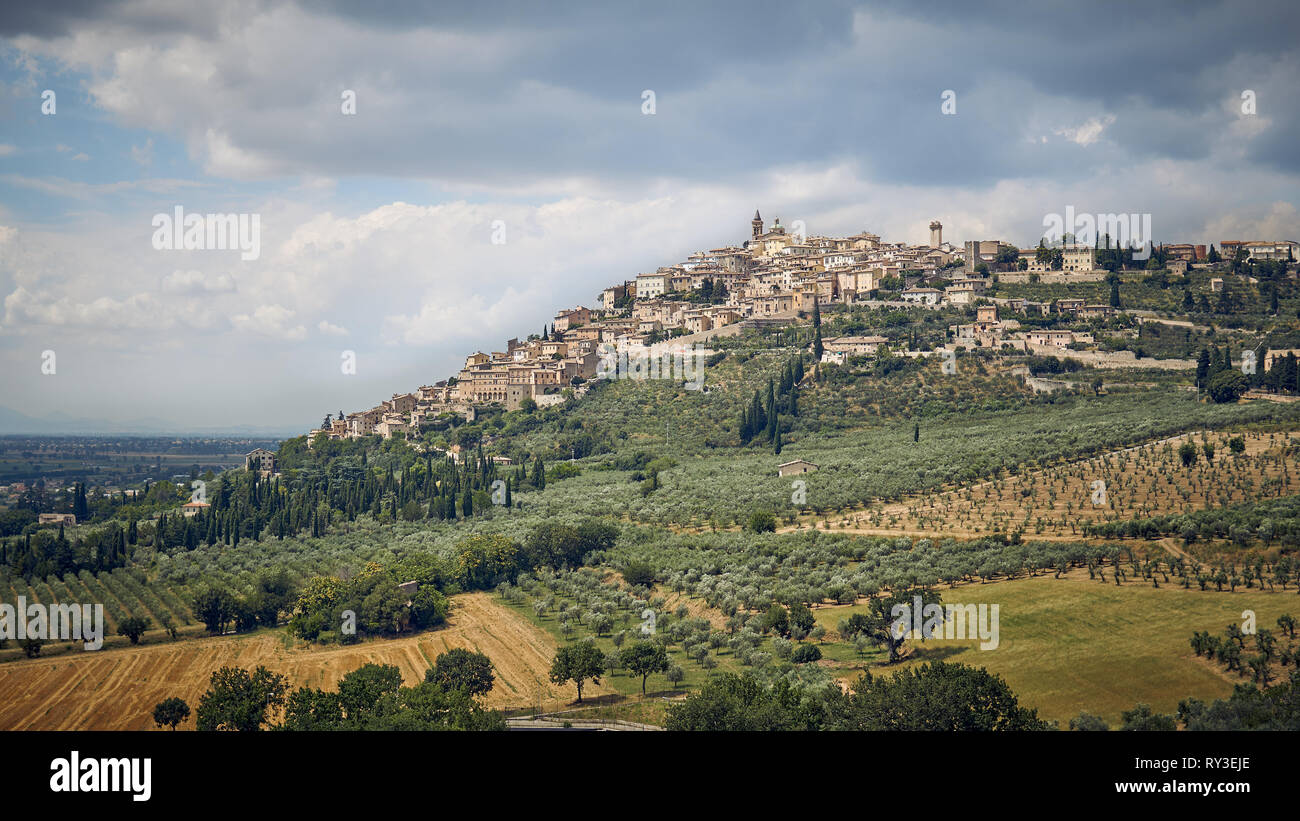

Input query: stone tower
[752,210,764,239]
[929,220,943,249]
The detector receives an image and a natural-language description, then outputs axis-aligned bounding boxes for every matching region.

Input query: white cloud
[317,320,348,336]
[0,145,16,156]
[1054,115,1116,146]
[1202,201,1300,243]
[0,174,206,199]
[131,137,154,167]
[229,304,306,340]
[4,286,166,330]
[161,269,237,294]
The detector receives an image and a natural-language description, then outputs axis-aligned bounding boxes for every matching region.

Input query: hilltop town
[307,211,1299,446]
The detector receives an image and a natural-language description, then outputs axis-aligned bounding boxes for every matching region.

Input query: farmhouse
[181,501,211,517]
[37,513,76,526]
[1027,330,1076,348]
[245,448,277,473]
[777,459,818,477]
[1264,349,1300,371]
[822,335,888,356]
[901,287,941,305]
[1076,304,1116,320]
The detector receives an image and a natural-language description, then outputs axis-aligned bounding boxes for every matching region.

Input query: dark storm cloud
[6,0,1300,184]
[0,0,235,38]
[0,0,117,37]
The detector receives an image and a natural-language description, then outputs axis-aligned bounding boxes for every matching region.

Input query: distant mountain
[0,405,298,437]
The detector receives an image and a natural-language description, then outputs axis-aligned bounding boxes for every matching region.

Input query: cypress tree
[765,380,777,443]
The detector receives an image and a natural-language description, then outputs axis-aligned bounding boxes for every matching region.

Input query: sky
[0,0,1297,432]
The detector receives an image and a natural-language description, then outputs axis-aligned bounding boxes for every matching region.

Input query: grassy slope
[813,571,1298,727]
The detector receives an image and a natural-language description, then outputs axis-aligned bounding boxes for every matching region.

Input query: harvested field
[0,592,604,730]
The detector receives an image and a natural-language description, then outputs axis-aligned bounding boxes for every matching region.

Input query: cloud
[130,137,153,166]
[2,0,1299,429]
[4,286,167,330]
[1,174,207,199]
[12,1,1300,186]
[1054,115,1116,147]
[1202,201,1300,244]
[229,304,307,340]
[160,269,237,294]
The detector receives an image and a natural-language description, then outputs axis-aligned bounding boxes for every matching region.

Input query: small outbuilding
[777,459,819,477]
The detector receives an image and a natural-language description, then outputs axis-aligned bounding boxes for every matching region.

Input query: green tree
[549,641,605,703]
[830,662,1051,731]
[746,509,776,533]
[195,666,289,731]
[665,664,684,691]
[788,601,815,634]
[192,587,237,635]
[117,615,150,645]
[762,603,790,637]
[1068,712,1109,731]
[622,560,656,588]
[1207,369,1249,404]
[1119,703,1177,731]
[791,644,822,664]
[619,640,670,695]
[336,663,404,722]
[426,648,495,697]
[152,697,190,730]
[666,673,823,731]
[841,587,942,663]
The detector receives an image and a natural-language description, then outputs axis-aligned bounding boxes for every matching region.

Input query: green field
[813,571,1299,726]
